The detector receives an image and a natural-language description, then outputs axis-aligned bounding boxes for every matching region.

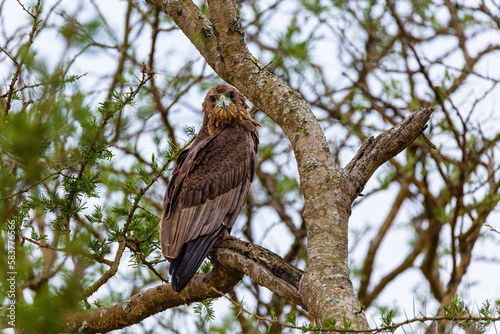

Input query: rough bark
[345,107,434,193]
[214,239,304,307]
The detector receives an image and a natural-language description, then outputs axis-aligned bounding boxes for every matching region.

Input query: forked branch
[345,107,434,200]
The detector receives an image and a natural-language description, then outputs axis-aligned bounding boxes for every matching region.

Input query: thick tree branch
[345,107,434,197]
[146,0,363,326]
[214,239,304,307]
[65,239,303,333]
[66,257,242,333]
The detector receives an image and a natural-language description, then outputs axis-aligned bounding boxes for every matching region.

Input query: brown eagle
[160,84,259,292]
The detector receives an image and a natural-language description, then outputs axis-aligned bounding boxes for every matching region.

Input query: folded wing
[160,121,258,291]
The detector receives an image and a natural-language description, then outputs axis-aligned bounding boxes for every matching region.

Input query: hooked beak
[215,95,228,111]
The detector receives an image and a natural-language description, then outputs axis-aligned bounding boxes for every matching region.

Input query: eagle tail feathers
[169,226,225,292]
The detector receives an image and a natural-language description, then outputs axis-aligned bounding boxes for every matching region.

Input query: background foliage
[1,0,499,333]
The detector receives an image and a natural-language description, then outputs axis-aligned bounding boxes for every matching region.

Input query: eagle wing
[160,121,258,291]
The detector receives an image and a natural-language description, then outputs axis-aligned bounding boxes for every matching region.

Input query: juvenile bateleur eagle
[160,84,260,292]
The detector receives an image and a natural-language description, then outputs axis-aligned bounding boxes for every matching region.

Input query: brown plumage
[160,84,259,292]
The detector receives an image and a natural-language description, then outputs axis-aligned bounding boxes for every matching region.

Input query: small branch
[5,0,42,114]
[81,125,193,298]
[0,74,87,99]
[16,0,36,18]
[21,254,68,290]
[20,235,113,266]
[79,68,158,299]
[210,287,303,331]
[81,150,172,299]
[486,225,500,235]
[420,127,437,150]
[126,239,169,284]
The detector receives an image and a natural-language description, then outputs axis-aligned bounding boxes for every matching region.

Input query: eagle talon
[214,230,239,248]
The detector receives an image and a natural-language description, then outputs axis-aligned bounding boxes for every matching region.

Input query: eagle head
[202,84,250,134]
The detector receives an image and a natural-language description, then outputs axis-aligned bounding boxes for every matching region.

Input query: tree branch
[214,239,304,307]
[345,107,434,197]
[144,0,225,74]
[66,260,243,333]
[65,239,304,333]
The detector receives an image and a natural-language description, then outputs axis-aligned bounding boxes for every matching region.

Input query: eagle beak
[215,95,228,111]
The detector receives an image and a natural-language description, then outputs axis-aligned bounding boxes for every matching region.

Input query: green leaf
[285,311,297,327]
[194,298,215,323]
[322,316,336,329]
[270,307,277,320]
[197,260,212,274]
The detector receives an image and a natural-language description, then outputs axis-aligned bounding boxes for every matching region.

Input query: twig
[0,163,80,200]
[21,235,113,266]
[0,74,87,99]
[126,240,169,284]
[420,125,437,150]
[211,288,500,334]
[81,128,191,299]
[5,0,42,114]
[485,225,500,235]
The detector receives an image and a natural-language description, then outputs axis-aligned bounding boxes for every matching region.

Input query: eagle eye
[209,95,216,102]
[228,91,235,99]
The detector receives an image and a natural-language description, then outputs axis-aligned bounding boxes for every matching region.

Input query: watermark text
[6,220,16,327]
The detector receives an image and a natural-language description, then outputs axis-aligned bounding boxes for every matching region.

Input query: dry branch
[345,107,434,198]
